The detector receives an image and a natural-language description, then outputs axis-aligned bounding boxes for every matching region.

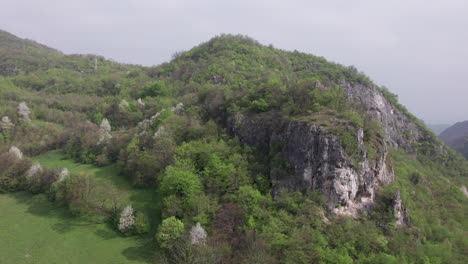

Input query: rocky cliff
[227,82,437,216]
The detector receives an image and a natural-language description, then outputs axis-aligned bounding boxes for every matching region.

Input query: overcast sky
[1,0,467,124]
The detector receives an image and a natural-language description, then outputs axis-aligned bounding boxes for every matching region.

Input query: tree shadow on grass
[51,220,98,234]
[121,237,155,263]
[9,192,70,219]
[94,228,120,240]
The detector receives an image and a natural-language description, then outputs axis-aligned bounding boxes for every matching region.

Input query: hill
[427,123,451,136]
[0,31,467,264]
[440,120,468,158]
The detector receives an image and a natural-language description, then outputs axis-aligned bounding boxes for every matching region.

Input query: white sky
[1,0,467,124]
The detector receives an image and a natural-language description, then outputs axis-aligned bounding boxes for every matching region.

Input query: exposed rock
[190,222,207,245]
[57,168,69,182]
[341,81,422,149]
[171,103,184,115]
[314,80,326,90]
[98,118,112,144]
[26,163,42,178]
[392,190,407,227]
[17,101,31,122]
[1,116,14,131]
[118,205,135,233]
[229,114,394,216]
[137,98,145,107]
[9,146,23,159]
[119,99,130,111]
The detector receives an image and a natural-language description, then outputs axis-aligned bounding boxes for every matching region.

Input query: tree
[142,80,168,97]
[190,222,207,245]
[98,118,112,144]
[160,163,202,206]
[157,216,185,249]
[17,101,31,122]
[118,205,135,233]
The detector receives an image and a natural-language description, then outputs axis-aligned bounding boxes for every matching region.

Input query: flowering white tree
[17,102,31,122]
[136,98,145,107]
[189,222,207,245]
[57,168,69,182]
[26,163,42,179]
[1,116,14,132]
[9,146,23,159]
[153,126,167,138]
[119,99,130,111]
[98,118,112,144]
[118,205,135,233]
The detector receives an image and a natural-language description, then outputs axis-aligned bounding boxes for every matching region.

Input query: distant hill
[427,123,452,136]
[440,121,468,158]
[0,29,128,76]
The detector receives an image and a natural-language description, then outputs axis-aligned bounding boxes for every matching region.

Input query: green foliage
[160,163,202,205]
[249,98,270,112]
[156,216,185,249]
[134,211,150,235]
[142,80,169,98]
[234,185,270,228]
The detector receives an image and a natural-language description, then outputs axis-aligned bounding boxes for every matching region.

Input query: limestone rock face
[392,190,407,227]
[17,102,31,122]
[171,103,184,115]
[9,146,23,159]
[229,114,393,216]
[341,81,422,148]
[190,222,207,245]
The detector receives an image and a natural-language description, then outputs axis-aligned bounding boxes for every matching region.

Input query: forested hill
[1,31,467,264]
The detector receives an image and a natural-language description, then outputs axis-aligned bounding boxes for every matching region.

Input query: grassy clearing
[0,150,160,263]
[33,150,161,224]
[0,192,153,264]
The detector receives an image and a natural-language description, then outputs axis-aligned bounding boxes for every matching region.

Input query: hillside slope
[1,31,466,264]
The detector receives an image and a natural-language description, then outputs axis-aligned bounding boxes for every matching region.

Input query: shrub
[134,211,150,235]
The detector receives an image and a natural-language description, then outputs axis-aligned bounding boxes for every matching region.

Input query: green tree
[157,216,185,249]
[160,162,202,206]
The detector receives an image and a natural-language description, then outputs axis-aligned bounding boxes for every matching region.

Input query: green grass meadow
[0,151,160,263]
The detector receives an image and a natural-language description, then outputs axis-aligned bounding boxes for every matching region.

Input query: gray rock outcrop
[341,81,422,148]
[392,190,407,227]
[229,114,393,216]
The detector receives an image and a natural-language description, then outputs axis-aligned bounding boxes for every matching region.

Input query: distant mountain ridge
[427,123,452,136]
[440,120,468,158]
